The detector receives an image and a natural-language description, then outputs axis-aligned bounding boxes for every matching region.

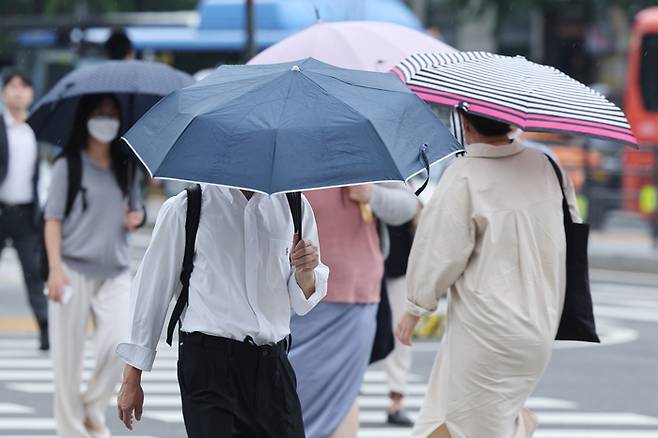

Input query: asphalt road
[0,233,657,437]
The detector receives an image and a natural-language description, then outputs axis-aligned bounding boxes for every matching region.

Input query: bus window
[640,35,658,111]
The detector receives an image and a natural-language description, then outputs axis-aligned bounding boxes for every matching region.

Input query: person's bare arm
[44,220,69,302]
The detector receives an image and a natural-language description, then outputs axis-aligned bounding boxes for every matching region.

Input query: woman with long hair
[44,93,144,437]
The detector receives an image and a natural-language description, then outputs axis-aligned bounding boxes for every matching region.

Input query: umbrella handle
[415,144,431,197]
[360,202,374,224]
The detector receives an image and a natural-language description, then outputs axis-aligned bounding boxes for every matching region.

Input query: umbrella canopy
[28,60,193,145]
[394,51,637,147]
[123,58,460,195]
[248,20,455,72]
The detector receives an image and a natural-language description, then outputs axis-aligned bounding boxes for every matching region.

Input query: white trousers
[49,265,130,438]
[384,276,413,397]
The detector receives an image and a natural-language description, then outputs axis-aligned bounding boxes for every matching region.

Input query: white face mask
[87,116,120,144]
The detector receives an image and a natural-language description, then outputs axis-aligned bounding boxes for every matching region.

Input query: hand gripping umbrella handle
[415,144,431,197]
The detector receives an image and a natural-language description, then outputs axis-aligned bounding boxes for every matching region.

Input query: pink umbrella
[249,21,456,222]
[248,20,456,72]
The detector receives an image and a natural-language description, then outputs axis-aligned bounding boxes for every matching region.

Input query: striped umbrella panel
[393,52,637,147]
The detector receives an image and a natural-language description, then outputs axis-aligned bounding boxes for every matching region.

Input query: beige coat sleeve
[406,164,475,317]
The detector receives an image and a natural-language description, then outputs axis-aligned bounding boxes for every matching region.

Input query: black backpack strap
[166,184,202,346]
[286,192,303,238]
[545,155,573,228]
[63,153,86,217]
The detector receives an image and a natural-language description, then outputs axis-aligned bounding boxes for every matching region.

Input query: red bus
[624,7,658,215]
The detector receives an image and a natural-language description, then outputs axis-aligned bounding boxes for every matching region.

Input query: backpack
[165,185,303,346]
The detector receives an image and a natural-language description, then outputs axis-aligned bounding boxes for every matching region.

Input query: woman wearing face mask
[44,93,144,438]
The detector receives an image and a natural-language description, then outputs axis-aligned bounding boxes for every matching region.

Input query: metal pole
[245,0,256,61]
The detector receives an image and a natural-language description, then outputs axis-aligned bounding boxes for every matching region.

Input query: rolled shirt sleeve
[287,195,328,315]
[115,194,186,371]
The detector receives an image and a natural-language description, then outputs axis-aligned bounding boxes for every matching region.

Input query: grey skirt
[289,301,378,438]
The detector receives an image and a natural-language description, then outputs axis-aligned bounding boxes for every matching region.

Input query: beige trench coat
[406,142,580,438]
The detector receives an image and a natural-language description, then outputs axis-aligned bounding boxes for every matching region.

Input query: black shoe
[38,322,49,351]
[387,410,413,427]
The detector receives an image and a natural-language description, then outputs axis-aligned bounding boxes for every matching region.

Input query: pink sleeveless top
[305,188,383,304]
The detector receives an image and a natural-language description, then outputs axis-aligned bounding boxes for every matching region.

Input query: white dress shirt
[116,185,329,371]
[0,111,38,204]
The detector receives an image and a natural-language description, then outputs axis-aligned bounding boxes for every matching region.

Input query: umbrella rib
[269,73,297,193]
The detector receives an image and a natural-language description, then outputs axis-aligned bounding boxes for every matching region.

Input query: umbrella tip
[291,65,301,72]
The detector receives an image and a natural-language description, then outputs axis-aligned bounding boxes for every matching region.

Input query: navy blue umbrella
[28,60,193,146]
[123,58,460,195]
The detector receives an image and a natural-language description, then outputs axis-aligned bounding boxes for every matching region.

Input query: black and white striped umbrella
[393,51,637,147]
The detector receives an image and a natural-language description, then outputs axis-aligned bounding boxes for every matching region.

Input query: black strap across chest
[165,186,302,346]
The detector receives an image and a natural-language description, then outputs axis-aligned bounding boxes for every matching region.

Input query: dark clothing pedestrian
[0,203,47,322]
[178,331,305,438]
[0,111,47,349]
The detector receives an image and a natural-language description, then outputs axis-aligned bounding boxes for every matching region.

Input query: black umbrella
[28,60,194,146]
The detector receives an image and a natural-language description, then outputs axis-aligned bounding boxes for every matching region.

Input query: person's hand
[117,365,144,430]
[348,185,373,204]
[125,207,144,232]
[46,266,69,303]
[291,235,319,297]
[395,312,420,346]
[291,236,319,272]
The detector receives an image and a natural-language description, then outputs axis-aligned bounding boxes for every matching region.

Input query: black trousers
[0,203,47,325]
[178,331,305,438]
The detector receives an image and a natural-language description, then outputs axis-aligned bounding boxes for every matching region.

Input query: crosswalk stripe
[535,431,658,438]
[143,410,183,423]
[356,395,575,410]
[0,370,178,381]
[525,398,578,410]
[359,396,424,409]
[358,411,658,426]
[111,395,181,408]
[360,383,427,395]
[6,382,182,394]
[1,336,656,437]
[0,436,157,438]
[357,430,658,438]
[0,418,55,429]
[0,403,33,414]
[0,358,178,369]
[537,412,658,425]
[0,369,411,382]
[595,305,658,323]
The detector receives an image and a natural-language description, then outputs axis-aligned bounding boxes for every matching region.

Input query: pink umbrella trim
[408,86,635,137]
[411,90,637,146]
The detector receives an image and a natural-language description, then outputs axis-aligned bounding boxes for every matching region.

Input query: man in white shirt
[116,185,329,438]
[0,69,48,350]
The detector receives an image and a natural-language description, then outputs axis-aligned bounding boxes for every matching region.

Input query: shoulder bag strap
[545,155,573,228]
[64,153,85,217]
[166,184,202,346]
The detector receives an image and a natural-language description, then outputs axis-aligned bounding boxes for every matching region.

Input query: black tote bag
[546,157,600,343]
